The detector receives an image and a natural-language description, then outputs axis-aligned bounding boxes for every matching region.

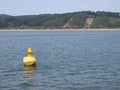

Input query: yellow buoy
[23,48,37,66]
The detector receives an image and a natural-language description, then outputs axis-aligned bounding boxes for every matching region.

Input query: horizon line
[0,10,120,16]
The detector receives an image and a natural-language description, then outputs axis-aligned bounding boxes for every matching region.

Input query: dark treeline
[0,11,120,29]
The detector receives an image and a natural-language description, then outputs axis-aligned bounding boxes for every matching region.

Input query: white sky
[0,0,119,16]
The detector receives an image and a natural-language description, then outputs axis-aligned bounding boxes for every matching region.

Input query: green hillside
[0,11,120,29]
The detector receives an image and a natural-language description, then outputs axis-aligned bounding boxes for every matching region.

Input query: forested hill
[0,11,120,29]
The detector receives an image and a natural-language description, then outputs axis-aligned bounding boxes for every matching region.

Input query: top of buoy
[27,47,32,53]
[27,47,33,56]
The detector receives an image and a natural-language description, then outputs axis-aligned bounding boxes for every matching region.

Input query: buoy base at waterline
[23,56,36,66]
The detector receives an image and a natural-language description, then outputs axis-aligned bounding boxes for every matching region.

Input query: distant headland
[0,11,120,30]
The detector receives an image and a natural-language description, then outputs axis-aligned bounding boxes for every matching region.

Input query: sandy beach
[0,28,120,31]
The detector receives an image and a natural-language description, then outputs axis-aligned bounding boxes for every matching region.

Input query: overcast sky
[0,0,119,16]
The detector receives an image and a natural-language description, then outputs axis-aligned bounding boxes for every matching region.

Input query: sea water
[0,30,120,90]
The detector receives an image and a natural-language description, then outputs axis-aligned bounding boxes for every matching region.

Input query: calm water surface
[0,30,120,90]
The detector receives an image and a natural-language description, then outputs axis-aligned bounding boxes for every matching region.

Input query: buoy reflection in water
[22,66,36,80]
[22,66,37,90]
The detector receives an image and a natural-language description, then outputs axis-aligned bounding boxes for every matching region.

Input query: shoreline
[0,28,120,31]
